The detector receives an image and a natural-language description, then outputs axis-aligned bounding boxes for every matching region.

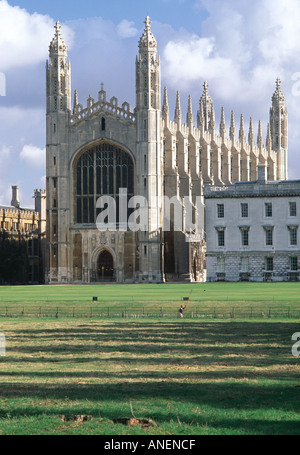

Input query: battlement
[0,206,39,218]
[70,86,136,126]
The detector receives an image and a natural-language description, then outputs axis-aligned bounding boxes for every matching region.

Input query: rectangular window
[289,202,297,217]
[217,257,225,273]
[290,227,298,246]
[265,228,273,246]
[290,257,298,271]
[241,257,249,272]
[241,229,249,246]
[218,230,225,247]
[217,204,224,218]
[265,202,272,217]
[241,203,248,218]
[266,257,273,271]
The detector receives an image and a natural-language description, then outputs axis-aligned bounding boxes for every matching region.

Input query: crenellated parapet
[0,206,40,234]
[71,85,136,126]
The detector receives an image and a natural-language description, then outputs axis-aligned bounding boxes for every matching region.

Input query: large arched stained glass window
[75,142,134,224]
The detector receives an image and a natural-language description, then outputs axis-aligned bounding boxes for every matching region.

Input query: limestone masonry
[45,18,288,284]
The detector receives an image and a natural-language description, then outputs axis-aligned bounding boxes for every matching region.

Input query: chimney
[257,165,267,184]
[11,185,20,208]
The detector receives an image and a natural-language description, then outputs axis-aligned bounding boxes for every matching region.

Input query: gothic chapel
[46,18,288,284]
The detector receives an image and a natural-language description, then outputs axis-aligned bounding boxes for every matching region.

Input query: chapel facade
[45,18,288,284]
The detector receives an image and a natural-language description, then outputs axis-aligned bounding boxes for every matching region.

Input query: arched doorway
[97,250,114,282]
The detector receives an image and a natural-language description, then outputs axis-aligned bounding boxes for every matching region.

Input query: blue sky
[1,0,300,207]
[8,0,209,32]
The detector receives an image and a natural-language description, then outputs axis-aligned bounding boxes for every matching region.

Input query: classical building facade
[0,186,46,284]
[46,18,288,284]
[205,166,299,282]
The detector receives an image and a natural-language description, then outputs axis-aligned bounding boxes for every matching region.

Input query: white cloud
[117,19,138,39]
[159,0,300,178]
[20,144,45,169]
[163,35,239,96]
[0,0,74,71]
[163,0,300,101]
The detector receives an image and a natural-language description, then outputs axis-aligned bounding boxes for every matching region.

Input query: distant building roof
[0,204,36,212]
[204,179,300,199]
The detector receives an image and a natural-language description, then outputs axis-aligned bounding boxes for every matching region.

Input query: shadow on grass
[3,322,297,366]
[1,321,299,435]
[0,381,299,435]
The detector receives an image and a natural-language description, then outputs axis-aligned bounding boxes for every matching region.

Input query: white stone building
[205,166,300,282]
[45,18,288,284]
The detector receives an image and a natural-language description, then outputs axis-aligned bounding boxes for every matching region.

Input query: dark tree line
[0,231,27,284]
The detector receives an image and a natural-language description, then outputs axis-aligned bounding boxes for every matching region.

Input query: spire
[138,16,157,50]
[209,104,215,133]
[197,99,204,130]
[174,91,182,126]
[229,110,236,142]
[186,95,193,129]
[73,89,78,115]
[257,120,263,149]
[199,81,214,132]
[47,21,71,113]
[98,82,106,103]
[269,78,288,179]
[219,107,226,138]
[136,16,160,112]
[272,77,285,104]
[239,114,245,144]
[74,89,78,104]
[49,21,68,54]
[162,86,169,122]
[87,93,94,110]
[203,81,209,96]
[266,123,272,151]
[248,117,254,145]
[270,77,288,153]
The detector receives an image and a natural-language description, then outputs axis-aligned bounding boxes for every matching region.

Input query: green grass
[1,282,300,319]
[1,281,300,303]
[0,283,299,435]
[0,318,299,435]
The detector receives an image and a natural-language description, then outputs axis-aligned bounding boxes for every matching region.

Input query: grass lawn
[1,282,300,303]
[0,318,299,435]
[0,282,300,318]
